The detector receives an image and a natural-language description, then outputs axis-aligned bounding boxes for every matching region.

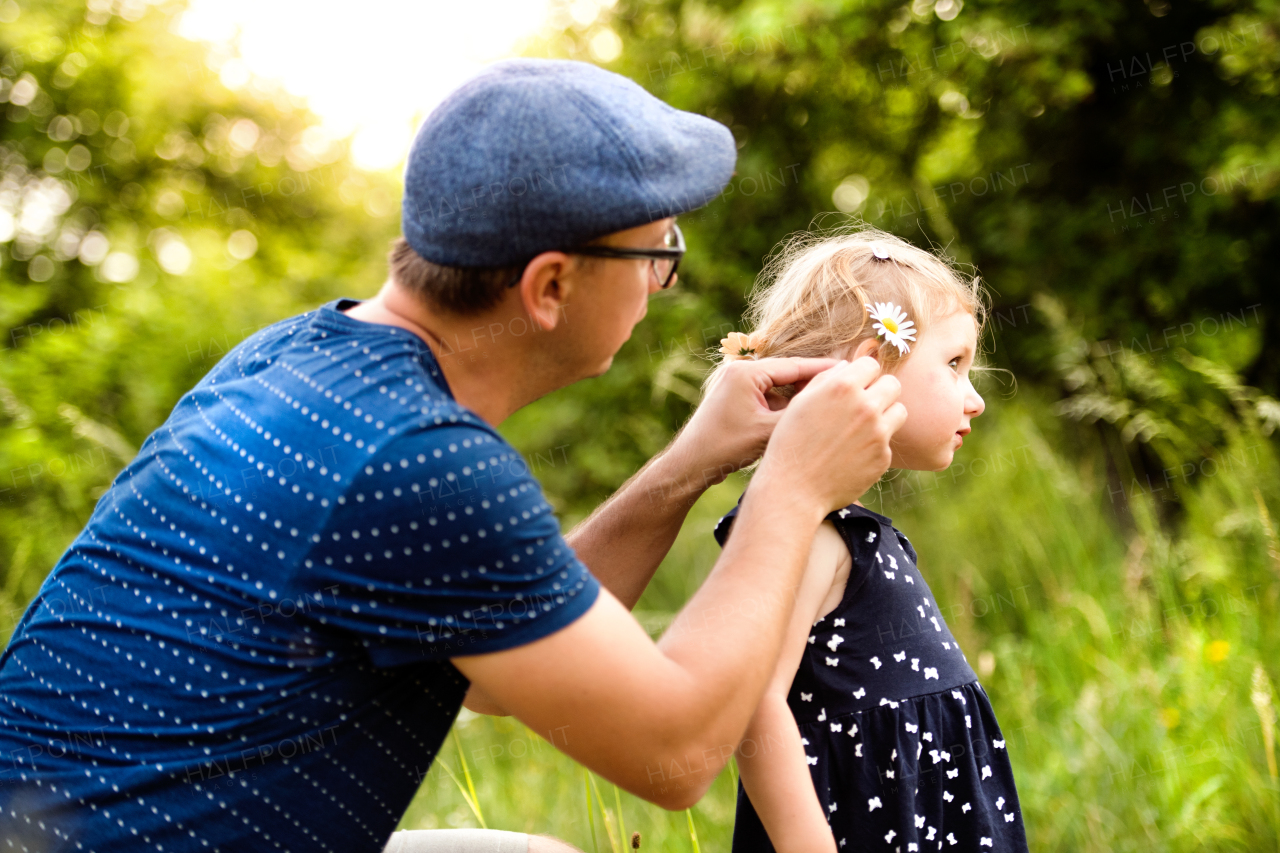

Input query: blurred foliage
[406,400,1280,851]
[517,0,1280,525]
[2,0,1280,849]
[0,0,400,615]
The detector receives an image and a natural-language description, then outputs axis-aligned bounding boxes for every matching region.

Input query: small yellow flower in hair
[719,331,766,360]
[866,302,917,355]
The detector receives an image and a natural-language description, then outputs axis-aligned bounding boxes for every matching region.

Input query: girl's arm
[737,520,850,853]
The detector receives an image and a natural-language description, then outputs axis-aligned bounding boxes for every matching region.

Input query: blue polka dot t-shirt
[0,299,600,851]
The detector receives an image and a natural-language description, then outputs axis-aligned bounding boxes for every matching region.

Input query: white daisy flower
[866,301,917,355]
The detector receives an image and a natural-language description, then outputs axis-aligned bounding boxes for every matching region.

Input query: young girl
[709,227,1029,853]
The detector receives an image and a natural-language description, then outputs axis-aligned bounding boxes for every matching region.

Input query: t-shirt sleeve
[296,421,600,666]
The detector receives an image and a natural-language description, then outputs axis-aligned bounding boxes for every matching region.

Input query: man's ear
[516,251,573,331]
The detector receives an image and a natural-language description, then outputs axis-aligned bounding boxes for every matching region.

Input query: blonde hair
[705,224,991,395]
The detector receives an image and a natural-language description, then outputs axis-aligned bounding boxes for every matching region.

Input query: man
[0,59,904,852]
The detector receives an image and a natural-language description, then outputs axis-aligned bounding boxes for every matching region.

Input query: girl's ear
[851,338,881,362]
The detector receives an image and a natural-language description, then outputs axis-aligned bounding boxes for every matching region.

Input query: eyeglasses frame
[505,222,686,290]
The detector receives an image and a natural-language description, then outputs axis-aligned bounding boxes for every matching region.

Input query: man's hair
[388,234,608,316]
[387,236,525,316]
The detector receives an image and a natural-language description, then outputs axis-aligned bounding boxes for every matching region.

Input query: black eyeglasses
[506,222,686,290]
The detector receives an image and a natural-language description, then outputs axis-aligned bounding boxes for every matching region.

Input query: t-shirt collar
[314,298,453,399]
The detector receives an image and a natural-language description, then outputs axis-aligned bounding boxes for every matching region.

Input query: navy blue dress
[714,495,1029,853]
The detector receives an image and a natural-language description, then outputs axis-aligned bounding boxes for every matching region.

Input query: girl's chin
[929,448,958,472]
[892,452,955,473]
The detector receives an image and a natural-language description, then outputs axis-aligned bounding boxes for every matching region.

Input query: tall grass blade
[452,727,487,829]
[685,808,701,853]
[1251,663,1280,852]
[588,771,622,853]
[613,782,628,851]
[583,767,600,853]
[436,755,487,830]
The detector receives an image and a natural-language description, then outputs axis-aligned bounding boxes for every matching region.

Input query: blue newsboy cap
[401,58,737,268]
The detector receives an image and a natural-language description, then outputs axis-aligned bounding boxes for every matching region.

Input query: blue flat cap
[401,58,737,268]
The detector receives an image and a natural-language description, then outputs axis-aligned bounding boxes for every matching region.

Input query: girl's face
[846,308,985,472]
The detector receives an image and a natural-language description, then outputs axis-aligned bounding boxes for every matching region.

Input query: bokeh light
[176,0,559,171]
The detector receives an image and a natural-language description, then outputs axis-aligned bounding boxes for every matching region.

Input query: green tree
[521,0,1279,526]
[0,0,399,623]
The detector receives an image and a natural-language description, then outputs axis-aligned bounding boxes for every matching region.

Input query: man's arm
[463,356,838,715]
[563,356,839,610]
[736,522,847,853]
[452,357,906,809]
[454,476,825,809]
[562,437,709,609]
[462,427,710,716]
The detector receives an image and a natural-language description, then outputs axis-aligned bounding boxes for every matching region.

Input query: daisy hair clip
[866,301,917,355]
[719,331,766,361]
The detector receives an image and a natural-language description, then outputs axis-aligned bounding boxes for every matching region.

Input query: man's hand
[758,356,907,514]
[668,357,841,491]
[450,358,904,812]
[561,356,844,610]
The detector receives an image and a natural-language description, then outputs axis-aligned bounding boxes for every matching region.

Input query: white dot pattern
[716,498,1028,851]
[0,301,601,849]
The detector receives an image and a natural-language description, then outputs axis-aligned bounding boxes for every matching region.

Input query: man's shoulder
[206,300,465,434]
[364,407,514,468]
[352,412,542,521]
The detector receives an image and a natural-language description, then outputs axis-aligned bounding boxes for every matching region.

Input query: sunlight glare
[176,0,554,171]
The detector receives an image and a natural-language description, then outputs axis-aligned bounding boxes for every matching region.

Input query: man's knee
[384,829,537,853]
[528,835,585,853]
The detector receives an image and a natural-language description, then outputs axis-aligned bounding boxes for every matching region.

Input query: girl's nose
[965,381,985,417]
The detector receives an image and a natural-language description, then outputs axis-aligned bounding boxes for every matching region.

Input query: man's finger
[790,377,815,397]
[884,401,909,435]
[861,372,904,413]
[843,355,888,390]
[748,357,841,392]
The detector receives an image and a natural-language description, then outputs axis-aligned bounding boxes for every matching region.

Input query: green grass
[399,393,1280,852]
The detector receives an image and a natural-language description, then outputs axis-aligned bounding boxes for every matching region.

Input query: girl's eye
[949,358,961,370]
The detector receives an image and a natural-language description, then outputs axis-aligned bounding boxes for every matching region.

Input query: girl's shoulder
[828,503,918,567]
[714,494,921,623]
[819,503,909,607]
[713,494,915,568]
